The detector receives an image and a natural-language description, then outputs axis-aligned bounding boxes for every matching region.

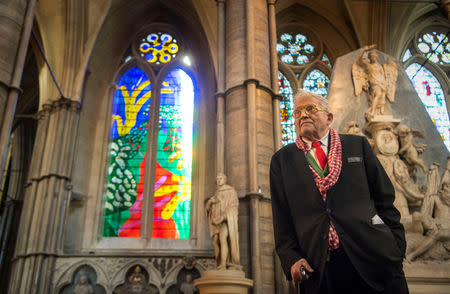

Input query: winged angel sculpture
[352,45,398,120]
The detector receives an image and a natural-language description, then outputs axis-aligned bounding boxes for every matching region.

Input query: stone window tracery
[103,29,194,240]
[401,28,450,151]
[277,29,332,145]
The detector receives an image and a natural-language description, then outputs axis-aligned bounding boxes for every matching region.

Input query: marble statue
[74,274,94,294]
[180,274,196,294]
[407,163,450,261]
[397,124,427,175]
[205,173,241,270]
[352,44,398,120]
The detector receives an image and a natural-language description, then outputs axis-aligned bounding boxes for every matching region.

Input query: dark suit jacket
[270,134,406,293]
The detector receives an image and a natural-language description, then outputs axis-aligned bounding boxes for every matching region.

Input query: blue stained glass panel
[302,69,330,96]
[104,66,151,237]
[405,63,450,151]
[278,72,296,146]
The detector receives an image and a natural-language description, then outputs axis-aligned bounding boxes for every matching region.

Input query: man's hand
[291,258,314,284]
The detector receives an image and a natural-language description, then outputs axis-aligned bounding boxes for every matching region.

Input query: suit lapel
[290,146,325,208]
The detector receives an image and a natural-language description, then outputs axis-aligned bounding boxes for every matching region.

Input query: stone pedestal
[404,262,450,294]
[194,270,253,294]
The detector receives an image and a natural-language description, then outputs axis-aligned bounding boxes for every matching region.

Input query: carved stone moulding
[53,256,215,294]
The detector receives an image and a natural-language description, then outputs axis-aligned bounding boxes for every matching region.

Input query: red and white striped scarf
[296,128,342,250]
[295,128,342,196]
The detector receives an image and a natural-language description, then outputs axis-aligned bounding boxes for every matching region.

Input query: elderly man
[270,91,408,293]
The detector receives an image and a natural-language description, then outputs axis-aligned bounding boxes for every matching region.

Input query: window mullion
[142,78,162,241]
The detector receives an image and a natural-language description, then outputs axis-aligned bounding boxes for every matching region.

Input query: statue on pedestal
[352,44,398,120]
[205,173,241,270]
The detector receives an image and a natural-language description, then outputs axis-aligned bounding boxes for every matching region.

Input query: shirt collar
[301,130,330,150]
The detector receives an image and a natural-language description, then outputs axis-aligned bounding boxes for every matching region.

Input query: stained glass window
[139,32,179,64]
[302,69,330,96]
[278,71,296,145]
[417,32,449,64]
[277,33,315,65]
[153,68,193,239]
[321,53,332,68]
[104,67,151,237]
[405,63,450,151]
[402,49,412,62]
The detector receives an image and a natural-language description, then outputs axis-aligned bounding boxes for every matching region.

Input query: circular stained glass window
[139,32,179,64]
[277,33,316,65]
[417,32,449,65]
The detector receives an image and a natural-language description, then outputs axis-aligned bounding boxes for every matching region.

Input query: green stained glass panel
[152,67,194,239]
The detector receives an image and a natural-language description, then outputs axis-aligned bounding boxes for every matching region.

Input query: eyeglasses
[292,104,326,118]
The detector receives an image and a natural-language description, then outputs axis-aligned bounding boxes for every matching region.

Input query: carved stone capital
[40,98,81,117]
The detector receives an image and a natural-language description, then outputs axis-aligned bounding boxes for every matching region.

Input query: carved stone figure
[343,120,365,136]
[74,274,94,294]
[352,45,398,120]
[397,124,427,175]
[392,159,424,217]
[114,266,156,294]
[426,162,441,197]
[180,274,196,294]
[440,157,450,192]
[205,173,241,270]
[407,167,450,261]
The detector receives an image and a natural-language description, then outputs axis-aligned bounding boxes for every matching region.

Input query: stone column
[216,0,226,174]
[268,0,282,151]
[8,99,80,294]
[224,0,274,292]
[0,0,37,192]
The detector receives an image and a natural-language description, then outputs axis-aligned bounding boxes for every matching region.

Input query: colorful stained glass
[278,71,296,146]
[405,63,450,151]
[402,49,412,62]
[103,67,151,237]
[417,32,449,64]
[277,33,315,65]
[302,69,330,96]
[152,67,193,239]
[321,53,332,68]
[139,32,179,64]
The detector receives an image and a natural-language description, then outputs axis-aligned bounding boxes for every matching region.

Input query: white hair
[293,90,329,112]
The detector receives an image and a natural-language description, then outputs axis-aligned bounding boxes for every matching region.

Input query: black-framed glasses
[292,104,326,118]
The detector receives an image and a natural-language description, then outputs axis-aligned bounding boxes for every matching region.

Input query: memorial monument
[328,46,450,293]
